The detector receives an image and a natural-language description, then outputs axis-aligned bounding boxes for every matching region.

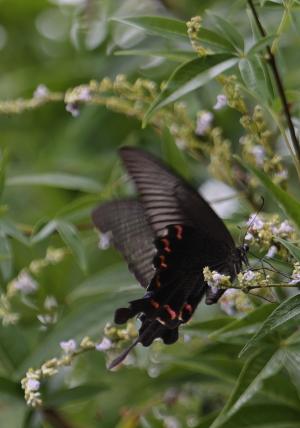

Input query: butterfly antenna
[241,196,265,245]
[108,323,160,370]
[108,336,140,370]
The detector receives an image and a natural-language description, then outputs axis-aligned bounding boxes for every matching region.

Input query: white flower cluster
[21,335,102,408]
[98,232,112,250]
[245,214,294,259]
[213,94,227,110]
[21,370,42,407]
[203,267,231,290]
[219,288,253,316]
[195,111,213,136]
[10,271,38,295]
[237,269,269,289]
[289,262,300,285]
[33,84,49,99]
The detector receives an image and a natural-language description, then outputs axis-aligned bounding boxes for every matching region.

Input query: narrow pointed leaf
[210,348,284,428]
[7,173,102,193]
[234,157,300,230]
[56,220,87,272]
[111,16,188,40]
[144,54,237,124]
[240,294,300,356]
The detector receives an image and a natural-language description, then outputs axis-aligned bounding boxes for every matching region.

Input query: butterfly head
[238,243,250,267]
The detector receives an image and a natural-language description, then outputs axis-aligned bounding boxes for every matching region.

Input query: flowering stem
[43,408,74,428]
[226,283,299,291]
[247,0,300,171]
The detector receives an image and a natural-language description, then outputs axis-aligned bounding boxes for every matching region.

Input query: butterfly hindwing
[92,199,156,288]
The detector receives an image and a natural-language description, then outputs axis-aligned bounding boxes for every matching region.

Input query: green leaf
[111,16,188,40]
[208,13,244,52]
[0,219,29,246]
[247,34,278,56]
[0,231,12,281]
[210,304,277,339]
[240,294,300,356]
[161,127,190,180]
[56,220,88,272]
[7,173,102,193]
[0,377,23,400]
[275,237,300,260]
[197,28,235,52]
[219,403,300,428]
[185,317,235,333]
[234,157,300,230]
[0,149,8,201]
[143,54,237,125]
[30,220,57,245]
[210,347,284,428]
[114,49,196,62]
[44,384,107,406]
[239,57,269,101]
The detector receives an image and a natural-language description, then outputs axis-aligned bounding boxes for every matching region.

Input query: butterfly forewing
[120,147,235,248]
[92,199,156,288]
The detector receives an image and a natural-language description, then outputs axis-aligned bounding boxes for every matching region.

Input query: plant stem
[43,408,74,428]
[247,0,300,166]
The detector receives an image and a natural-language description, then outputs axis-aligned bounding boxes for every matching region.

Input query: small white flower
[98,232,111,250]
[60,339,77,354]
[66,102,80,117]
[77,86,91,101]
[37,313,58,326]
[195,112,213,136]
[266,245,277,258]
[44,296,57,310]
[14,272,38,294]
[247,214,264,231]
[219,289,239,316]
[213,94,227,110]
[245,232,254,241]
[278,220,293,234]
[175,138,186,150]
[33,84,49,99]
[164,416,181,428]
[27,379,40,392]
[95,337,112,351]
[289,274,300,285]
[275,170,288,180]
[243,270,256,281]
[251,145,265,166]
[207,272,222,289]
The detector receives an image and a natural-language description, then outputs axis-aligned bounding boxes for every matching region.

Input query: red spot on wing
[174,225,183,240]
[184,304,192,313]
[150,299,160,309]
[164,304,177,320]
[161,238,171,253]
[159,255,168,268]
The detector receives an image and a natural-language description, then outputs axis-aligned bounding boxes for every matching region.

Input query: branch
[247,0,300,165]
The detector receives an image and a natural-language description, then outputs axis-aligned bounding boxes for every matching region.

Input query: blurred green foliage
[1,0,300,427]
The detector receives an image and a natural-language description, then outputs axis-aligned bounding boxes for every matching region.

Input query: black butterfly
[92,147,249,368]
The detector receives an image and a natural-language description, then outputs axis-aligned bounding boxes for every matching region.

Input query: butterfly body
[92,147,248,368]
